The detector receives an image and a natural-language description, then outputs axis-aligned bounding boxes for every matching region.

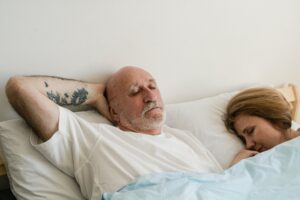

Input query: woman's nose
[245,138,255,150]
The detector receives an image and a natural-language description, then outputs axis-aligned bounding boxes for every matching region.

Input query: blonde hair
[224,87,292,135]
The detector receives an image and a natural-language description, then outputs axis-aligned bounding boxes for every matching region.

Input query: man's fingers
[97,95,112,121]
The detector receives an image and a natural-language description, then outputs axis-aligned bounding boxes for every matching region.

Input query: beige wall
[1,0,300,121]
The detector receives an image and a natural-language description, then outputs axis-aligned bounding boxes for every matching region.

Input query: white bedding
[102,136,300,200]
[0,89,298,199]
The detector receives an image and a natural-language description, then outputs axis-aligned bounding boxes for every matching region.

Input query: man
[6,66,222,199]
[105,66,165,134]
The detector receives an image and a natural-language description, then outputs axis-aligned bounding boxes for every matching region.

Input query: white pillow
[292,121,300,131]
[165,91,300,169]
[0,110,110,200]
[165,91,244,169]
[0,120,84,199]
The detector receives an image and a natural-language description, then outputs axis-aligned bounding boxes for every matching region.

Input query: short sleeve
[31,106,101,177]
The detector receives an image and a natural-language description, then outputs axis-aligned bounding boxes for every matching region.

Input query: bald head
[106,66,152,102]
[106,66,165,135]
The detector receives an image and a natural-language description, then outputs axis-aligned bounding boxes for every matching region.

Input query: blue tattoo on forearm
[46,88,88,106]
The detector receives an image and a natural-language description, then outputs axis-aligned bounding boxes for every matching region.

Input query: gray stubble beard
[130,101,166,131]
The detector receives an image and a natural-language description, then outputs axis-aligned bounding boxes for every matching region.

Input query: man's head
[106,66,165,135]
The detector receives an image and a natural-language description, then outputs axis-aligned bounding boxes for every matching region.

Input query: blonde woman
[224,87,300,166]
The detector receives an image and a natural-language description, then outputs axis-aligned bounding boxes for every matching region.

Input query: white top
[31,107,222,200]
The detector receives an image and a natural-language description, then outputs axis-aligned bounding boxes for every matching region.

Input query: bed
[0,84,298,199]
[2,0,300,198]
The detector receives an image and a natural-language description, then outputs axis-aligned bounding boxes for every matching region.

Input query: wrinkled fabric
[102,137,300,200]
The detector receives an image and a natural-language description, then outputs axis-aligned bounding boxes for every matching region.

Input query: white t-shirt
[31,107,222,200]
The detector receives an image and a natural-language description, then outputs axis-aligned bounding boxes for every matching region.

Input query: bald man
[6,66,222,199]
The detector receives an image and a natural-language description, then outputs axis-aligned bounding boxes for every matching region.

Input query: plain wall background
[1,0,300,121]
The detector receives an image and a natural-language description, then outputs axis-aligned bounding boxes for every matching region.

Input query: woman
[224,87,300,166]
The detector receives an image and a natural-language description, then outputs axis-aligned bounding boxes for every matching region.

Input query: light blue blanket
[102,137,300,200]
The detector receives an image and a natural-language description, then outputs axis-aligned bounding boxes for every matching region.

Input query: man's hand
[90,85,111,122]
[230,149,259,167]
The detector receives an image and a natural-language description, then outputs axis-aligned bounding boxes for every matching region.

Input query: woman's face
[234,115,286,152]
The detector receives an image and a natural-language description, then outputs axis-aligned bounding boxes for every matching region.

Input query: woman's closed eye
[244,126,255,136]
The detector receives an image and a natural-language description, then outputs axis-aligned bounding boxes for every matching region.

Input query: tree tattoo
[46,88,88,106]
[71,88,88,105]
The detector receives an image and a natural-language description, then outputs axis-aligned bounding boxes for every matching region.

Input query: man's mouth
[145,107,161,113]
[142,101,164,116]
[149,107,160,111]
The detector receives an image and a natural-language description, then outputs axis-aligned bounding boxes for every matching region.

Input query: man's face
[108,67,165,134]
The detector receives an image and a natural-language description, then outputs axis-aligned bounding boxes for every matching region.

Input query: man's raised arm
[6,76,110,141]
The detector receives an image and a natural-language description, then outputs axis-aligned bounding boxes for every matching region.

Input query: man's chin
[134,117,165,130]
[143,120,164,130]
[145,113,166,128]
[129,110,166,130]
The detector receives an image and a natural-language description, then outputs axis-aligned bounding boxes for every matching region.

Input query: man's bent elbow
[6,76,25,105]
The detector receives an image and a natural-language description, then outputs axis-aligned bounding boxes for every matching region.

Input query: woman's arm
[6,75,110,141]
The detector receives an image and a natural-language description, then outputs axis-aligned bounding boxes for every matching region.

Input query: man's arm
[6,76,110,142]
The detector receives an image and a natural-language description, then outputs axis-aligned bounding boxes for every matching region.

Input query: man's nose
[245,138,255,150]
[143,88,157,103]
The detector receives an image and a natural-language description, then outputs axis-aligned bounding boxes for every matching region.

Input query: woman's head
[224,87,292,151]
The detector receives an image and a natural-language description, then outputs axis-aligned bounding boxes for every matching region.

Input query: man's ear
[109,107,120,125]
